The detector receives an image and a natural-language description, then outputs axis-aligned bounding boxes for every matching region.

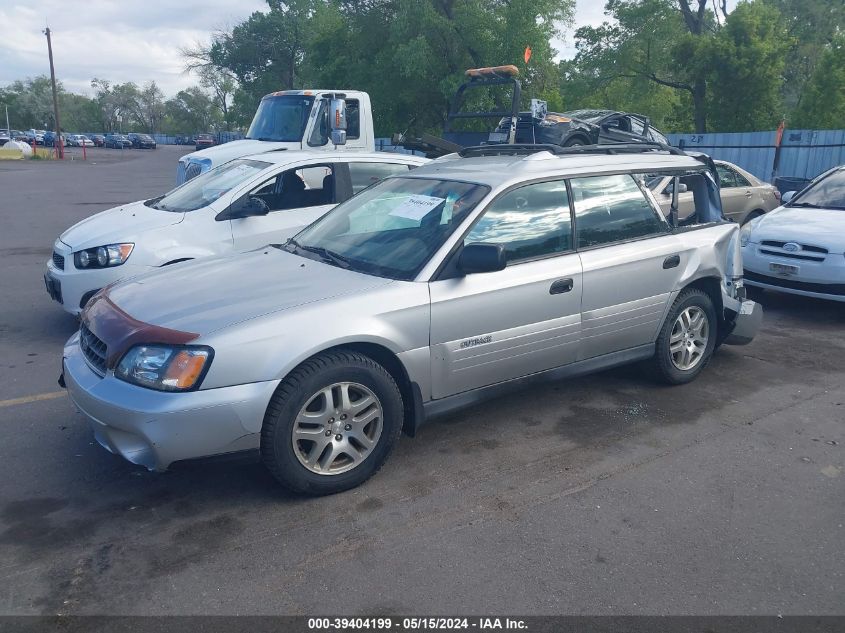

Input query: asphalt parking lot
[0,146,842,616]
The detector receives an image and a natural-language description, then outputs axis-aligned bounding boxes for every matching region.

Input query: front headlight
[115,345,213,392]
[74,243,133,269]
[740,224,753,247]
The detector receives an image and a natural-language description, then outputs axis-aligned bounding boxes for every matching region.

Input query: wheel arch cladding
[292,342,419,438]
[682,277,725,333]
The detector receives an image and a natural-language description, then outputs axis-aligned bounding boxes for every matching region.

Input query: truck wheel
[564,136,587,147]
[650,289,717,385]
[261,350,404,495]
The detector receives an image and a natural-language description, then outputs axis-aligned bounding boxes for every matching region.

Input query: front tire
[650,289,717,385]
[261,350,404,495]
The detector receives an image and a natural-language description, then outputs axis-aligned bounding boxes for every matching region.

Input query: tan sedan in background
[651,160,781,224]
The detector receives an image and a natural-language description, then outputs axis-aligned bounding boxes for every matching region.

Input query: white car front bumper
[743,241,845,302]
[45,242,154,315]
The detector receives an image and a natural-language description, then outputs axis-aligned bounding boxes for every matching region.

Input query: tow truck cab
[177,90,374,184]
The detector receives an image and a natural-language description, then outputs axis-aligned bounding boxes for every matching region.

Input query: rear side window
[348,162,410,194]
[716,166,737,188]
[464,180,572,263]
[570,174,667,248]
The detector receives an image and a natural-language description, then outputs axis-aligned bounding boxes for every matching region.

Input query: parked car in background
[66,134,95,147]
[0,129,9,146]
[105,134,132,149]
[45,151,428,315]
[175,135,195,145]
[499,109,669,148]
[25,129,46,145]
[59,145,760,493]
[43,131,66,147]
[88,134,105,147]
[742,165,845,302]
[650,160,780,224]
[11,130,28,142]
[195,133,215,150]
[128,133,157,149]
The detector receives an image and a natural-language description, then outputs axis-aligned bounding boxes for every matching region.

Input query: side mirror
[459,243,507,274]
[782,191,796,204]
[216,196,270,221]
[329,96,347,146]
[665,182,688,195]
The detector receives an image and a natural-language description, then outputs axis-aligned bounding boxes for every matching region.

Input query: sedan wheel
[292,381,384,475]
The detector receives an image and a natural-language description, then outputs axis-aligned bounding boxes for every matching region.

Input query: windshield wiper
[789,202,823,208]
[286,239,351,269]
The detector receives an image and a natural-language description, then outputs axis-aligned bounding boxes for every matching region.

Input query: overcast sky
[0,0,736,97]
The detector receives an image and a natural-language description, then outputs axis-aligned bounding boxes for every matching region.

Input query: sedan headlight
[115,345,213,392]
[740,223,753,247]
[74,243,134,269]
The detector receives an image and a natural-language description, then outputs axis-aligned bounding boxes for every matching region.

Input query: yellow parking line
[0,391,66,409]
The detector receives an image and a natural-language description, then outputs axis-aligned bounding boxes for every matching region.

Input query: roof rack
[457,142,687,159]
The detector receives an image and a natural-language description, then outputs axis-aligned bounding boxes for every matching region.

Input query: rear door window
[348,162,411,194]
[570,174,668,247]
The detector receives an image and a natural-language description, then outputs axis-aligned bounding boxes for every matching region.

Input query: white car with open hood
[741,165,845,302]
[45,150,427,314]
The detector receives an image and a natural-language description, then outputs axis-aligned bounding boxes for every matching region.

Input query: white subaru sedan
[742,165,845,302]
[45,151,427,314]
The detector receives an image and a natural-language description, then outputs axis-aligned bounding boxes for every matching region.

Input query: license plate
[769,262,799,276]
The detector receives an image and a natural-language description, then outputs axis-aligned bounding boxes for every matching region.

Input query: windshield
[246,95,314,142]
[562,109,612,122]
[789,169,845,210]
[288,177,490,280]
[147,159,270,212]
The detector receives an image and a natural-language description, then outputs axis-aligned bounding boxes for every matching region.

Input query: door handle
[745,191,753,197]
[663,254,681,269]
[549,278,574,294]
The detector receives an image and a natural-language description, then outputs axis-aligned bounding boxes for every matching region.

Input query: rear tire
[261,350,404,495]
[564,136,588,147]
[650,289,717,385]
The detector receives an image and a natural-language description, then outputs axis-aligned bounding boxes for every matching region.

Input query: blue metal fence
[667,129,845,183]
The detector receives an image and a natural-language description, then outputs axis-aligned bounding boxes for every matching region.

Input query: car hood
[183,139,302,164]
[60,200,184,251]
[750,206,845,251]
[103,248,393,335]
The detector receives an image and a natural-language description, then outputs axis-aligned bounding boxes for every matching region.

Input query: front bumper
[723,299,763,345]
[62,333,280,471]
[743,243,845,302]
[45,249,153,315]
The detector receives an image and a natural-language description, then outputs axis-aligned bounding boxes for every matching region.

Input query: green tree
[163,87,219,134]
[762,0,845,113]
[706,2,792,132]
[794,35,845,129]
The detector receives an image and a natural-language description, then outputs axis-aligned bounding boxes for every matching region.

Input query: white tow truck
[177,90,376,184]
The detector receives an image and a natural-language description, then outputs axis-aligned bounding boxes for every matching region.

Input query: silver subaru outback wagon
[62,144,762,495]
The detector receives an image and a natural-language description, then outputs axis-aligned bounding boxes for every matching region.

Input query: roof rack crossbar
[457,142,688,159]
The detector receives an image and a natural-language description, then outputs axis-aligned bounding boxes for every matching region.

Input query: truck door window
[346,100,360,140]
[463,180,572,263]
[308,100,329,147]
[570,174,667,247]
[348,162,411,194]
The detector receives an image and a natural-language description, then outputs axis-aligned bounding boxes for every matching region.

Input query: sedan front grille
[52,251,65,270]
[79,324,108,376]
[759,240,828,262]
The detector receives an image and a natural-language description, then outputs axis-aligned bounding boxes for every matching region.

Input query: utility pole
[44,27,63,159]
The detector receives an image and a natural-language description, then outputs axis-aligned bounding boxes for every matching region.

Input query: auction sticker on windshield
[388,195,445,221]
